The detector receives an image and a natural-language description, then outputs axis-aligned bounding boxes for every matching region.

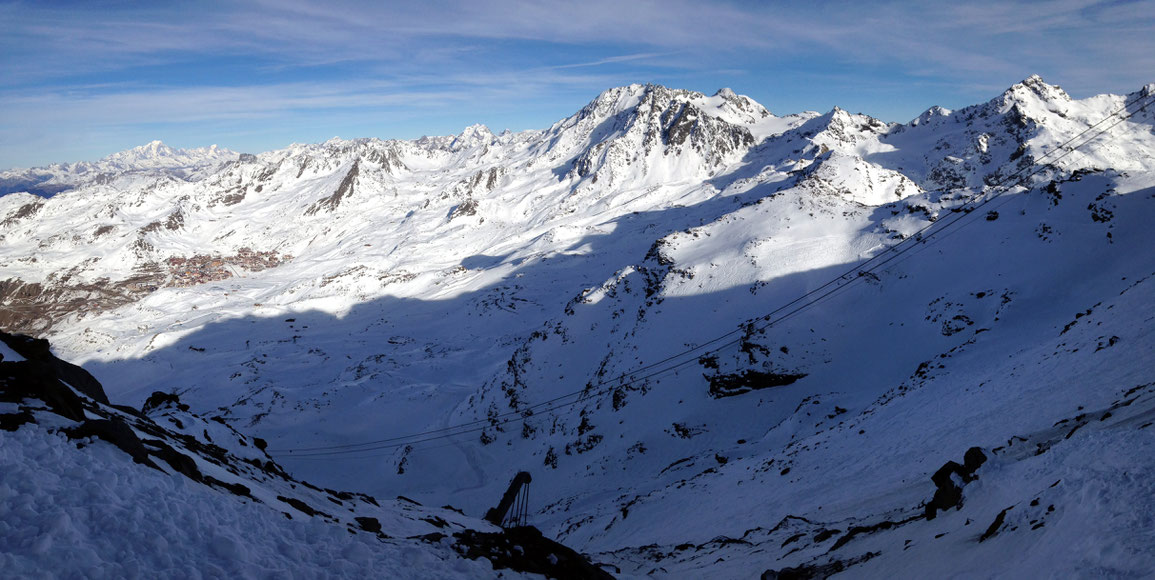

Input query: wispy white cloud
[0,83,458,130]
[7,0,1150,90]
[552,52,679,70]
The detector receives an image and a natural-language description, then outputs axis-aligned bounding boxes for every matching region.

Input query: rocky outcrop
[305,160,360,215]
[567,84,759,186]
[705,368,807,399]
[0,332,107,404]
[453,526,614,579]
[924,447,987,519]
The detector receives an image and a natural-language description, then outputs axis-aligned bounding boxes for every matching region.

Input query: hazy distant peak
[450,124,496,149]
[101,140,236,167]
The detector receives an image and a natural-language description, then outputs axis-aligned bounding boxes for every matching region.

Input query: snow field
[0,424,506,579]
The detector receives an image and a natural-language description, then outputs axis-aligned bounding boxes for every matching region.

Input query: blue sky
[2,0,1153,169]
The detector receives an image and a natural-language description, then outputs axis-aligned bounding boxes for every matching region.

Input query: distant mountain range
[2,75,1154,577]
[0,140,237,197]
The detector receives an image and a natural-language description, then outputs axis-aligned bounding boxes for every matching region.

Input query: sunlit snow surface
[3,77,1155,576]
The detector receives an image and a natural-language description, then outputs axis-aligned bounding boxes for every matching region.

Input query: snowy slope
[0,331,603,578]
[2,77,1155,577]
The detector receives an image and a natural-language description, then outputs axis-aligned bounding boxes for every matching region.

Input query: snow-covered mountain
[2,76,1155,577]
[0,140,237,197]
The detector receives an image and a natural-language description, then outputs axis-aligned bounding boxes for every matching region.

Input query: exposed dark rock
[925,447,987,519]
[0,199,45,226]
[781,533,806,548]
[205,476,253,498]
[761,551,880,579]
[829,515,921,551]
[67,418,157,468]
[305,160,359,215]
[813,528,840,543]
[707,369,807,398]
[143,438,203,481]
[941,314,974,336]
[216,191,245,206]
[277,495,331,519]
[355,516,382,533]
[449,198,479,220]
[0,332,108,403]
[1,360,88,421]
[142,390,190,414]
[454,526,614,579]
[980,507,1012,542]
[963,447,987,472]
[0,408,36,431]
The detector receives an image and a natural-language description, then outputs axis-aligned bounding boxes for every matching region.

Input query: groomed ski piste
[2,75,1154,577]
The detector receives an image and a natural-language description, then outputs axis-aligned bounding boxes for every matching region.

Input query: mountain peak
[970,74,1075,128]
[1022,73,1046,85]
[910,105,953,127]
[139,140,174,157]
[581,83,681,117]
[106,140,173,160]
[1002,74,1071,105]
[101,140,236,166]
[595,82,645,102]
[442,124,495,153]
[459,123,494,140]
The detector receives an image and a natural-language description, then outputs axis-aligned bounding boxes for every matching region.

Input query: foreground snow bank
[0,424,496,579]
